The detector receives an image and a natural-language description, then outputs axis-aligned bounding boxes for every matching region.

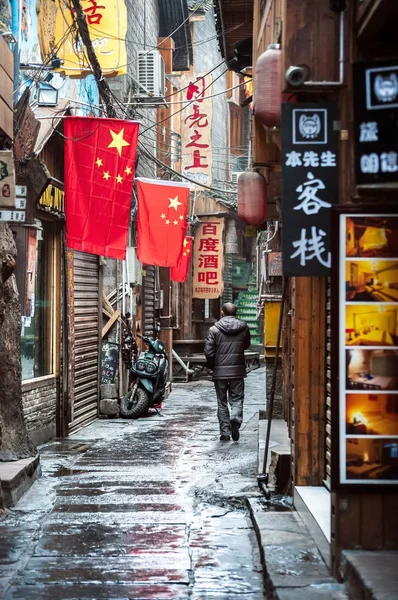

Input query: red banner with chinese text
[65,116,139,260]
[180,73,212,190]
[192,218,224,299]
[170,236,193,282]
[136,178,190,267]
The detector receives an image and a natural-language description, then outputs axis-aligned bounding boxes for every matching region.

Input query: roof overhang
[213,0,254,64]
[33,99,70,156]
[159,0,193,71]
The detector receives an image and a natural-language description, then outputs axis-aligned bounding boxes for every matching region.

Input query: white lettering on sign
[360,153,380,173]
[15,197,26,209]
[359,121,379,142]
[0,210,26,222]
[285,151,336,167]
[290,226,331,268]
[360,151,398,173]
[294,172,331,215]
[15,185,27,196]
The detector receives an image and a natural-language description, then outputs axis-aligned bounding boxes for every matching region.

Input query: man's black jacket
[204,316,251,380]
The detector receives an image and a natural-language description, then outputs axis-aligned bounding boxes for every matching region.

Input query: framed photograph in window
[331,205,398,490]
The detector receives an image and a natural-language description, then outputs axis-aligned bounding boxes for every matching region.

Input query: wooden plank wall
[290,277,326,486]
[331,1,398,571]
[0,36,14,140]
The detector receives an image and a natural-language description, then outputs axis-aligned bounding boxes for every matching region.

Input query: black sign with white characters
[354,59,398,185]
[281,103,340,277]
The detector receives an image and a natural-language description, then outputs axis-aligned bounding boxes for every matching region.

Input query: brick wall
[22,376,57,446]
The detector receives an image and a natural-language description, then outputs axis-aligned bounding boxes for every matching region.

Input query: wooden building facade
[215,0,398,575]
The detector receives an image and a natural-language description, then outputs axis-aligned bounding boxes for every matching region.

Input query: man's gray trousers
[214,379,244,437]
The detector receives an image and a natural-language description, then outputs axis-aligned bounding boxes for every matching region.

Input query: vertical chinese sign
[53,0,127,77]
[353,59,398,185]
[180,74,213,190]
[281,104,339,276]
[331,205,398,489]
[193,218,224,299]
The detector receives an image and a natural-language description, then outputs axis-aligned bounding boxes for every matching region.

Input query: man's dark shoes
[220,434,230,441]
[230,419,240,442]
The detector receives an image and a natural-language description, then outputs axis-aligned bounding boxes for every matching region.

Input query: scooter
[120,333,168,419]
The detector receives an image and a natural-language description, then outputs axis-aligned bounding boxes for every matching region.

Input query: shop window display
[20,221,55,380]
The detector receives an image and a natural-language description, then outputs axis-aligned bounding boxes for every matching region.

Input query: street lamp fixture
[37,82,59,106]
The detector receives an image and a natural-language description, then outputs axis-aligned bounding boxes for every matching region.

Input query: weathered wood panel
[0,36,13,139]
[291,277,326,486]
[282,0,340,90]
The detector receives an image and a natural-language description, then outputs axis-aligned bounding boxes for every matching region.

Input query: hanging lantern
[253,44,281,129]
[237,170,267,226]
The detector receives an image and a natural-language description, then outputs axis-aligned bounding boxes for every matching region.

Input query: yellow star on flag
[161,213,166,219]
[116,174,123,184]
[103,171,110,180]
[125,166,132,175]
[173,220,178,225]
[168,195,183,211]
[183,238,189,247]
[96,157,103,167]
[165,219,170,225]
[179,215,184,221]
[108,128,130,157]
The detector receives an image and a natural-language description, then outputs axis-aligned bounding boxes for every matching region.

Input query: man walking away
[204,303,251,442]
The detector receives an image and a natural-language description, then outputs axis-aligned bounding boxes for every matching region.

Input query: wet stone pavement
[0,369,267,599]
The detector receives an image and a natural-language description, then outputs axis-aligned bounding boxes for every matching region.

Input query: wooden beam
[101,309,121,338]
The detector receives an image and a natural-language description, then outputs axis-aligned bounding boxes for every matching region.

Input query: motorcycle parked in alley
[120,333,168,419]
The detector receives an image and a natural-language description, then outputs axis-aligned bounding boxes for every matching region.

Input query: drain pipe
[258,277,286,499]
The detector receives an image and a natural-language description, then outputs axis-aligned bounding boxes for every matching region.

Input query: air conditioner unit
[136,51,165,98]
[231,172,243,186]
[126,247,142,285]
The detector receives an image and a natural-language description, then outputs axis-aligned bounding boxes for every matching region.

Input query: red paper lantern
[237,170,267,226]
[253,44,282,129]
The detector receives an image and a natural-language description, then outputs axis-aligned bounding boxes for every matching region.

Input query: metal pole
[262,277,286,475]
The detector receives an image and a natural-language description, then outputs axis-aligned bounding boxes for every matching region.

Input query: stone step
[0,454,41,508]
[247,498,349,600]
[341,550,398,600]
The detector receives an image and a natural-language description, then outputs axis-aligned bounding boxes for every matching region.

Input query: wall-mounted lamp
[37,82,58,106]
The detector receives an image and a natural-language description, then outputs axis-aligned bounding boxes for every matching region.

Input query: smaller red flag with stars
[136,178,190,267]
[170,236,193,282]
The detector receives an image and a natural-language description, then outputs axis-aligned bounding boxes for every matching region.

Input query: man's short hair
[222,302,237,316]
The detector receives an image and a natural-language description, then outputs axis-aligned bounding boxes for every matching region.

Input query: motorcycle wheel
[120,387,150,419]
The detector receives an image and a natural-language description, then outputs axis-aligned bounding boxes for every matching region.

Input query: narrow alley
[0,369,266,599]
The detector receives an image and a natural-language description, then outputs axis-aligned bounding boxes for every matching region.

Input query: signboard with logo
[331,205,398,490]
[281,104,340,277]
[353,59,398,185]
[51,0,127,77]
[192,218,224,299]
[180,73,213,191]
[0,150,15,209]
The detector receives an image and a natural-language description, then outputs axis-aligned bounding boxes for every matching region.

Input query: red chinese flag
[65,116,139,259]
[136,178,190,267]
[170,236,193,282]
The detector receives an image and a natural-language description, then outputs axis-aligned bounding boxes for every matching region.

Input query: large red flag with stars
[64,116,140,259]
[170,236,193,282]
[136,178,190,267]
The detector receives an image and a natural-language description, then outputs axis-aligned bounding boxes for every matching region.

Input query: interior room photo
[346,216,398,258]
[345,305,398,346]
[345,260,398,302]
[346,349,398,391]
[346,438,398,480]
[346,393,398,435]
